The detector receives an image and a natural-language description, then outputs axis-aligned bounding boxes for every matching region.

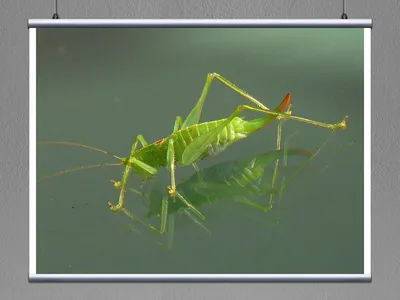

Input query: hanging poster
[29,19,372,282]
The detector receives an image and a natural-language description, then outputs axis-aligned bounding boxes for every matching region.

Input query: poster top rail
[28,19,373,29]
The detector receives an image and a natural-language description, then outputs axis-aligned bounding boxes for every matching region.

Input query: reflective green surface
[36,28,364,274]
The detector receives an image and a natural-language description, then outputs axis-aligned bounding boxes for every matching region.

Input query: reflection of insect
[141,148,313,233]
[40,73,348,234]
[118,148,314,248]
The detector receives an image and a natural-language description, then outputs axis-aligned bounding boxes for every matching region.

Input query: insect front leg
[110,133,150,190]
[108,134,158,213]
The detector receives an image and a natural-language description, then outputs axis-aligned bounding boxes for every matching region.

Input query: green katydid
[39,72,348,233]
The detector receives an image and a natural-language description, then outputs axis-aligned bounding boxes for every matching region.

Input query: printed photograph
[32,26,367,277]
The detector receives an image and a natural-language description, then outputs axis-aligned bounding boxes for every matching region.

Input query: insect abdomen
[174,117,248,161]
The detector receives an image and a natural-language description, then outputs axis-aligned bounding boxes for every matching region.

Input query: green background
[36,28,364,274]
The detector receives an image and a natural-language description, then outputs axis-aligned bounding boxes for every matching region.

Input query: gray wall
[1,0,398,299]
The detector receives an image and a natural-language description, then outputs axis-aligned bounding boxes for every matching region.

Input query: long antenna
[38,141,125,181]
[38,141,123,160]
[39,162,122,181]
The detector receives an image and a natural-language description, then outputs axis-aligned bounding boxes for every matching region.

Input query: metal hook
[52,0,59,19]
[341,0,348,19]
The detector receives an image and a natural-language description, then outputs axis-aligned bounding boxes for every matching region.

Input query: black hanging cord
[52,0,59,19]
[341,0,348,19]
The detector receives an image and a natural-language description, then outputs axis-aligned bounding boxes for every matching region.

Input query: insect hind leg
[182,73,270,129]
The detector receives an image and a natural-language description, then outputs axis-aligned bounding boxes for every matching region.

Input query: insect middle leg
[150,116,205,234]
[166,138,205,223]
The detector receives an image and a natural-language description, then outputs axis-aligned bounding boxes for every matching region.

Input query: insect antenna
[38,141,123,160]
[39,162,122,181]
[38,141,125,181]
